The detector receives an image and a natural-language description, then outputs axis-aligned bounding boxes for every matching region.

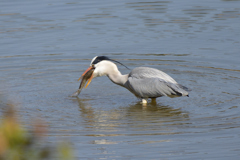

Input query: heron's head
[78,56,129,89]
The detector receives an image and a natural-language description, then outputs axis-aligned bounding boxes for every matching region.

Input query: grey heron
[73,56,190,104]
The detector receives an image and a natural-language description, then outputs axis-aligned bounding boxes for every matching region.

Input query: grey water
[0,0,240,159]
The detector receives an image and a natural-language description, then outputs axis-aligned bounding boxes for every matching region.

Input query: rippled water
[1,0,240,159]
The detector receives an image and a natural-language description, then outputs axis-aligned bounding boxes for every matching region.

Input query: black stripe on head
[91,56,111,65]
[91,56,130,70]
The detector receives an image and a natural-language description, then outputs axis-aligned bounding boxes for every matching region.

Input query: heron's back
[124,67,189,98]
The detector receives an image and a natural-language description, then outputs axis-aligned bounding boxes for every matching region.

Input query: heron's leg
[142,98,148,104]
[151,98,156,104]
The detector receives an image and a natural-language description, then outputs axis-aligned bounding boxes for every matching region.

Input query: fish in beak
[78,66,95,88]
[71,66,95,97]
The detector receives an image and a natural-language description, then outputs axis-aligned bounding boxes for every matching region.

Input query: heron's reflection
[126,102,189,121]
[73,97,189,134]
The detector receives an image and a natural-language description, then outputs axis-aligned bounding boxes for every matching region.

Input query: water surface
[0,0,240,159]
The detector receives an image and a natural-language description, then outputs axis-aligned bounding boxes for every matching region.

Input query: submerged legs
[151,98,156,104]
[141,98,148,104]
[141,98,157,105]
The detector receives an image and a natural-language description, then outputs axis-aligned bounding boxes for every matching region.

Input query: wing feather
[129,67,177,84]
[124,67,189,98]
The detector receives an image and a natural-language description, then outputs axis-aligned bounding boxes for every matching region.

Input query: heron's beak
[78,66,95,89]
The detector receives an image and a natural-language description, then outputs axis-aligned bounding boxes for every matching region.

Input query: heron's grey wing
[125,67,189,98]
[166,82,189,96]
[125,77,184,98]
[129,67,177,84]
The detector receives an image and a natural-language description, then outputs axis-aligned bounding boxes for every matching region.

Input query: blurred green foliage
[0,100,73,160]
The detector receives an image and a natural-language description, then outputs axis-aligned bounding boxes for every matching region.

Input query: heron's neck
[107,70,128,87]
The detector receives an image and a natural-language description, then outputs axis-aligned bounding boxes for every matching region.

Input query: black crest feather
[92,56,130,70]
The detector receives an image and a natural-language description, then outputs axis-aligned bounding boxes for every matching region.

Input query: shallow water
[0,0,240,159]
